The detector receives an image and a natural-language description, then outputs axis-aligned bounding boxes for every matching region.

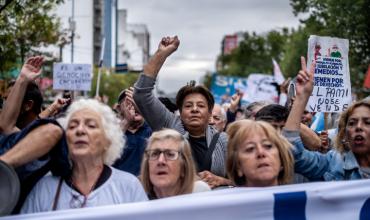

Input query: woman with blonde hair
[226,120,294,187]
[140,129,210,199]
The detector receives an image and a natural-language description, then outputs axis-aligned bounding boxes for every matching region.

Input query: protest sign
[306,35,351,113]
[242,74,278,103]
[210,74,248,104]
[53,63,92,91]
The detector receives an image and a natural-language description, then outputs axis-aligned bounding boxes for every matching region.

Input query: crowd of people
[0,36,369,215]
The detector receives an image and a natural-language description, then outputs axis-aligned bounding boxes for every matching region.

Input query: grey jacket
[133,74,228,177]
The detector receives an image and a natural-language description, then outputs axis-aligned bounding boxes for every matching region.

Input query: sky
[118,0,301,94]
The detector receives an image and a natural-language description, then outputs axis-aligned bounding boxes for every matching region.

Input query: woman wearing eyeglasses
[21,99,147,213]
[140,129,210,199]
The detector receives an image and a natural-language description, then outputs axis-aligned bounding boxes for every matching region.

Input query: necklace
[69,167,103,208]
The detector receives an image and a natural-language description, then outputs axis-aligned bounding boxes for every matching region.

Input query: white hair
[57,98,125,165]
[214,104,227,121]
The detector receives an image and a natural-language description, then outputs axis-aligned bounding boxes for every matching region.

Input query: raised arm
[285,57,315,131]
[283,57,332,180]
[0,56,43,134]
[300,123,321,151]
[133,36,183,131]
[38,98,71,119]
[143,36,180,79]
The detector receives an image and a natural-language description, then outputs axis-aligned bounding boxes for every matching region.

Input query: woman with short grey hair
[21,99,147,213]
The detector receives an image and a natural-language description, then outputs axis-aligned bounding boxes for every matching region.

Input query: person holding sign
[133,36,230,188]
[284,57,370,181]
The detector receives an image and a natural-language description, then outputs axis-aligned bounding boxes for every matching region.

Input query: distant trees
[218,0,370,92]
[0,0,63,77]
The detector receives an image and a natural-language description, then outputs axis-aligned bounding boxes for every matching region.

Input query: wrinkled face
[180,93,211,131]
[237,128,281,187]
[66,108,110,162]
[148,139,182,192]
[301,110,313,126]
[209,105,226,132]
[346,106,370,155]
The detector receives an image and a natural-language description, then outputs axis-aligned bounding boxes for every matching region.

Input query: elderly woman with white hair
[21,99,147,213]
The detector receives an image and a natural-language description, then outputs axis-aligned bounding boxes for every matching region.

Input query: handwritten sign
[53,63,92,91]
[307,35,351,113]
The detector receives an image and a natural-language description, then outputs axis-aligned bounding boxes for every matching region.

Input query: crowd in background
[0,36,370,215]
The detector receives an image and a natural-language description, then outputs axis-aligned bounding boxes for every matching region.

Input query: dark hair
[117,90,126,104]
[176,82,214,113]
[255,104,289,123]
[24,81,43,114]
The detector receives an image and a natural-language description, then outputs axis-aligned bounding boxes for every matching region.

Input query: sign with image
[53,63,92,91]
[306,35,351,112]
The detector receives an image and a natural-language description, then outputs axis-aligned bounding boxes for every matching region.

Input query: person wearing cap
[112,87,152,176]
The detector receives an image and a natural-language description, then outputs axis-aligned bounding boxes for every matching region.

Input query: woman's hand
[198,171,232,188]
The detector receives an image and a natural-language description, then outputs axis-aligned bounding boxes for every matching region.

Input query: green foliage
[90,69,139,106]
[280,27,310,78]
[218,0,369,96]
[219,30,288,77]
[0,0,63,78]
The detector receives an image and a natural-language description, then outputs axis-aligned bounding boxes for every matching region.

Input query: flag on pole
[272,58,285,85]
[363,65,370,89]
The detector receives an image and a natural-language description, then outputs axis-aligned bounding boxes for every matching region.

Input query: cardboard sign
[53,63,92,91]
[306,35,351,112]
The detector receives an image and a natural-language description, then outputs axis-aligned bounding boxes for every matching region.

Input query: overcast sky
[118,0,301,93]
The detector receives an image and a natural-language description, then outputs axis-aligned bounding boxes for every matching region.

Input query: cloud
[118,0,300,93]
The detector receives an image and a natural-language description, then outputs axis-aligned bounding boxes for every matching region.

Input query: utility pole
[69,0,76,98]
[69,0,75,64]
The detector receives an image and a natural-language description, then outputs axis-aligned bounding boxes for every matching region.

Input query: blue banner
[210,74,248,104]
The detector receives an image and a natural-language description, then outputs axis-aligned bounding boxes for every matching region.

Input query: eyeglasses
[146,149,181,161]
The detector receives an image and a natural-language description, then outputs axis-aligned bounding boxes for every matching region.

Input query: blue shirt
[0,118,70,213]
[283,129,366,181]
[113,122,152,176]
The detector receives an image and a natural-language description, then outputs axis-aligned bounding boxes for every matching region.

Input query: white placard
[242,74,278,103]
[306,35,352,112]
[53,63,92,91]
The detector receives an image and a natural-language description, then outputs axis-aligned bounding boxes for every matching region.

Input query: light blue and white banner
[3,180,370,220]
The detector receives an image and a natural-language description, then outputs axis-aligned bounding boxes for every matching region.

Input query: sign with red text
[306,35,351,113]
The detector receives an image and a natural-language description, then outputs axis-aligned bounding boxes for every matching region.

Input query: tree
[90,69,140,106]
[280,27,310,78]
[0,0,63,78]
[218,29,289,77]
